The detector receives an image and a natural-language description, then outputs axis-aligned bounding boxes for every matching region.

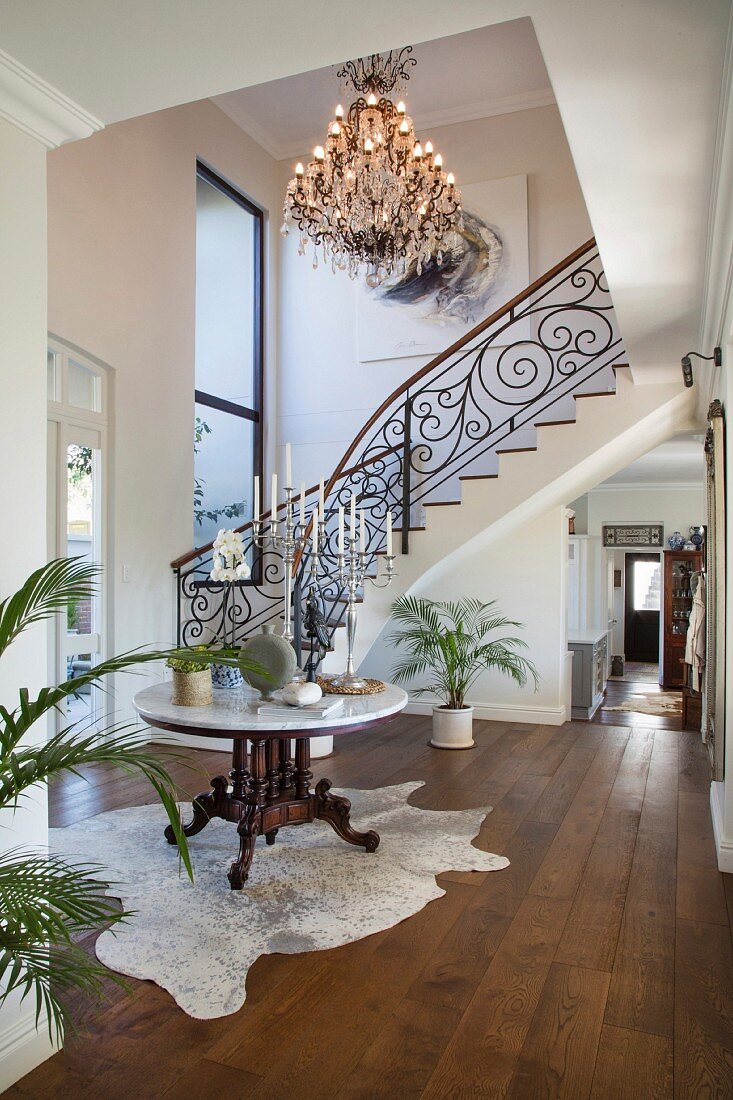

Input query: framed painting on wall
[356,174,529,363]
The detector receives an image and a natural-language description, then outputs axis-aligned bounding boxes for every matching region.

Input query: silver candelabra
[252,485,312,644]
[330,536,396,691]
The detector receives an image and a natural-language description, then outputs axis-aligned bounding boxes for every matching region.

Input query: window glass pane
[195,175,256,408]
[68,357,101,411]
[195,403,253,548]
[66,441,96,637]
[633,560,661,611]
[47,348,58,401]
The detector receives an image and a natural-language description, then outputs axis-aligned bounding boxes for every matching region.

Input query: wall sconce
[681,346,722,388]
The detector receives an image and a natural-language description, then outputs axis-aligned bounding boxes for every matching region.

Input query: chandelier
[281,47,462,287]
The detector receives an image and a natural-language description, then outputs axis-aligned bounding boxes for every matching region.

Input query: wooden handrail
[171,445,401,570]
[171,238,596,572]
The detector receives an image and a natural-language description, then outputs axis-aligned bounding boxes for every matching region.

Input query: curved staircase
[171,239,692,687]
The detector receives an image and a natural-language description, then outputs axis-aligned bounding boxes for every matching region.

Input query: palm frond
[389,594,539,708]
[0,558,100,661]
[0,849,131,1043]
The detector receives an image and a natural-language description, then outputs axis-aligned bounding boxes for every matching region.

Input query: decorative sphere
[240,625,297,700]
[281,681,323,708]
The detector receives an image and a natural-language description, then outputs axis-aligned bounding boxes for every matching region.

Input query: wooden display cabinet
[661,549,702,688]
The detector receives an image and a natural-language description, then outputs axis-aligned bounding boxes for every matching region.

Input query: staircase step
[423,500,461,508]
[496,445,537,456]
[459,473,499,482]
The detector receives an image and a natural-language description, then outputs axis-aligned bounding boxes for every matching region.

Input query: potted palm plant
[389,595,538,749]
[0,557,261,1042]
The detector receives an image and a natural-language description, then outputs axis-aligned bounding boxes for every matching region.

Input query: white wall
[0,117,56,1087]
[361,506,568,724]
[584,485,706,543]
[278,104,593,488]
[47,99,282,718]
[575,484,706,659]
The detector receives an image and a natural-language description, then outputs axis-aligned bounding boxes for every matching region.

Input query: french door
[47,341,109,731]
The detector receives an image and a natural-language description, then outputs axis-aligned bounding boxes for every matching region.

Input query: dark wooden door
[624,553,661,662]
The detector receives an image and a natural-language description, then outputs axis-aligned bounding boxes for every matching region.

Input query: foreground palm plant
[0,558,258,1042]
[389,596,538,749]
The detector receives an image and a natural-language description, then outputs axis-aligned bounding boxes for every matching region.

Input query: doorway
[47,340,110,731]
[624,552,661,663]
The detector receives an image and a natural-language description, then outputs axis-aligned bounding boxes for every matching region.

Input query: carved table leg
[230,738,251,800]
[164,774,228,844]
[250,739,268,805]
[228,799,260,890]
[295,738,312,799]
[265,740,280,801]
[278,738,293,791]
[314,778,380,852]
[265,829,279,845]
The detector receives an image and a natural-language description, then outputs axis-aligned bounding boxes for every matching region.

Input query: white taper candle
[350,493,356,541]
[319,477,325,516]
[271,473,278,531]
[285,442,292,488]
[387,511,393,556]
[313,507,319,554]
[253,476,260,522]
[360,509,365,553]
[338,506,344,553]
[299,482,305,526]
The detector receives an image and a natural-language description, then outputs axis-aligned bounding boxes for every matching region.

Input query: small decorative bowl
[211,662,244,689]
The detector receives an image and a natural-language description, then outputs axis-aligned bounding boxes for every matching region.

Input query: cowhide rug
[50,782,507,1019]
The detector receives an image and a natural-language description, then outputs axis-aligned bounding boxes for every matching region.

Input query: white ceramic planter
[430,705,475,749]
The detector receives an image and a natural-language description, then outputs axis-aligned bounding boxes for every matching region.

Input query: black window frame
[194,160,264,556]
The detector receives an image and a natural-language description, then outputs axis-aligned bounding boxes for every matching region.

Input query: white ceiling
[597,435,706,489]
[213,19,554,162]
[0,0,730,392]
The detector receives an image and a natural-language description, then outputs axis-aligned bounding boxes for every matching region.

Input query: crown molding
[0,48,104,149]
[590,481,704,492]
[215,86,555,164]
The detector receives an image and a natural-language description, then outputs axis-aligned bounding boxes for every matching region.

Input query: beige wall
[47,99,281,711]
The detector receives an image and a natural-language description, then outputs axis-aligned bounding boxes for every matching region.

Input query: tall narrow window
[194,162,263,547]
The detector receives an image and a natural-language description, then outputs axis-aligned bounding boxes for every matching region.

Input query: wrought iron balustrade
[172,237,625,654]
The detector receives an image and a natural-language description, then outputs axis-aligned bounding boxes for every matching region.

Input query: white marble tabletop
[133,681,408,739]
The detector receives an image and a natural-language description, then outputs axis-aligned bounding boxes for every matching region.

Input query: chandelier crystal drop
[281,47,462,287]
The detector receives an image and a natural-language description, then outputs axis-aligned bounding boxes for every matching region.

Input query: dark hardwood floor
[8,712,733,1099]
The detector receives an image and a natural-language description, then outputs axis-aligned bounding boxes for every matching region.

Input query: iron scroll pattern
[175,241,624,653]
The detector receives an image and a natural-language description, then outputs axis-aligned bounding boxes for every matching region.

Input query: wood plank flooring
[8,712,733,1099]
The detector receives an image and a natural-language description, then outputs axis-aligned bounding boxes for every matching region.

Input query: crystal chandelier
[281,47,462,287]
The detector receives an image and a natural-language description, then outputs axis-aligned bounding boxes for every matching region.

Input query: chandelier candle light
[281,47,462,286]
[252,446,395,687]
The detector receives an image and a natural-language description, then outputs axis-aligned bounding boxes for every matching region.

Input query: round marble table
[133,681,408,889]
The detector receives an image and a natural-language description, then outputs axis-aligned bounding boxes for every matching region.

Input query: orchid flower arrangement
[210,528,251,583]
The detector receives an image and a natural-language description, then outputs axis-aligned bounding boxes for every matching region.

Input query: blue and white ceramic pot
[211,662,244,689]
[689,526,704,549]
[667,531,686,551]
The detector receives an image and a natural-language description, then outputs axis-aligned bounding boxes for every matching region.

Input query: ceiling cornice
[590,481,705,492]
[0,47,104,149]
[215,86,555,164]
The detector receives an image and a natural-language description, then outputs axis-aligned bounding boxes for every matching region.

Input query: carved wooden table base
[164,736,380,889]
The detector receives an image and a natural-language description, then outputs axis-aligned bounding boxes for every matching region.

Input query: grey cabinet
[569,631,608,720]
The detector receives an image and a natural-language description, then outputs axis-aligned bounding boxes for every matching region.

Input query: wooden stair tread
[459,473,499,482]
[496,445,537,455]
[423,500,461,508]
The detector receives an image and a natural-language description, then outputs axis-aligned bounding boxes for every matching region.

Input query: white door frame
[47,338,112,730]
